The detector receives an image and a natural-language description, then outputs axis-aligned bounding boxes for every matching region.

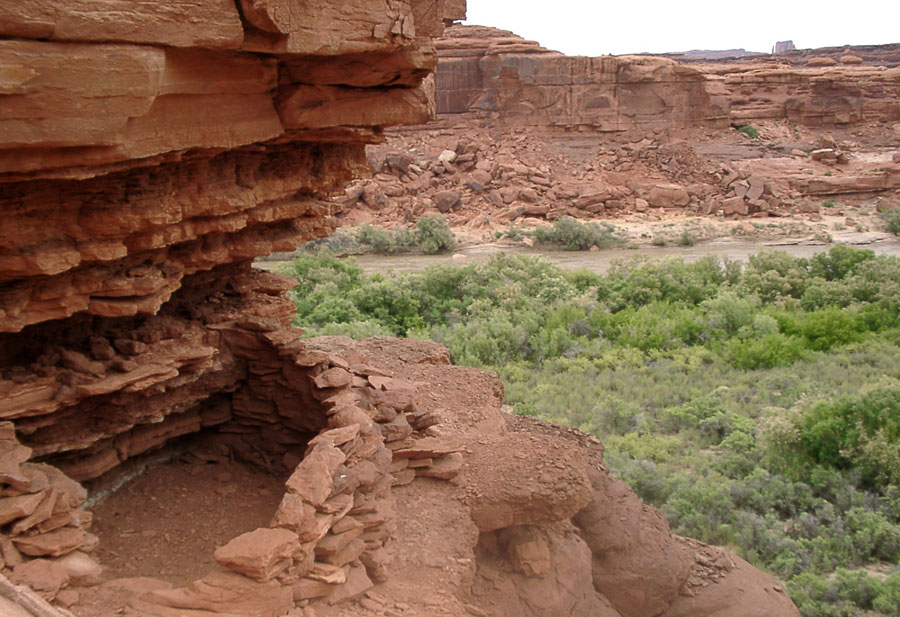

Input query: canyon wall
[434,25,900,130]
[0,3,802,617]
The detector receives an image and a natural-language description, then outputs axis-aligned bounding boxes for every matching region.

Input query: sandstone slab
[213,527,300,582]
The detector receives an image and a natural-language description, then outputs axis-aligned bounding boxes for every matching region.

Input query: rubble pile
[343,123,900,232]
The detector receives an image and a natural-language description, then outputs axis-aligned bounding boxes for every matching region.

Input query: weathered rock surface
[434,25,900,130]
[435,25,725,131]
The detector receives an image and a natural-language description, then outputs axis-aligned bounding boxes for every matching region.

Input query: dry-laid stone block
[285,442,346,507]
[214,527,300,582]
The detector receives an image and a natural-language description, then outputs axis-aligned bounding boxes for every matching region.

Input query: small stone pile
[712,171,780,217]
[0,422,101,605]
[807,134,853,166]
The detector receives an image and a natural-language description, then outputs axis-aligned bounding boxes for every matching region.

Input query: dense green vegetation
[283,246,900,617]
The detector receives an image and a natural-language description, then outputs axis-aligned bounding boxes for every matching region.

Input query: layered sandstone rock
[433,25,900,130]
[702,61,900,126]
[435,25,726,131]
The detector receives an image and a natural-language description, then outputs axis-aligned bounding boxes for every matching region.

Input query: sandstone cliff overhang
[0,0,456,610]
[0,0,457,334]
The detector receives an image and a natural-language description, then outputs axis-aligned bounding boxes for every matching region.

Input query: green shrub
[355,217,454,254]
[702,291,754,335]
[296,229,359,255]
[737,125,760,139]
[796,386,900,486]
[727,333,806,369]
[355,223,394,253]
[504,226,526,242]
[416,214,455,254]
[677,231,696,246]
[740,251,810,303]
[789,570,900,617]
[809,245,875,281]
[532,216,621,250]
[880,207,900,235]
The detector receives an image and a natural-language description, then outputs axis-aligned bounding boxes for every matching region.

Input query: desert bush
[677,231,696,246]
[702,290,754,335]
[532,216,621,250]
[354,216,454,254]
[880,207,900,235]
[795,386,900,486]
[295,229,360,255]
[740,251,810,303]
[727,333,807,369]
[355,223,394,253]
[416,214,455,254]
[737,125,760,139]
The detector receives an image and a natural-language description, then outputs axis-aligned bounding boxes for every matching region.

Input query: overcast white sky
[464,1,900,56]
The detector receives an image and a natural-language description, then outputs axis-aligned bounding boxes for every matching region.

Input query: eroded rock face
[434,25,900,130]
[0,0,451,610]
[435,25,724,131]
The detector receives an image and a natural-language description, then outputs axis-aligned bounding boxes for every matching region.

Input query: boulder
[648,184,690,208]
[807,56,838,67]
[327,564,373,605]
[129,570,293,617]
[11,559,69,599]
[12,527,84,557]
[722,196,749,216]
[433,189,462,213]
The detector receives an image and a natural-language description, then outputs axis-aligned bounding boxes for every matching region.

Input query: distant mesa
[775,40,797,54]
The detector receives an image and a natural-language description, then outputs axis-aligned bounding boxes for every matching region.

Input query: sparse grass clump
[677,231,696,247]
[737,125,760,139]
